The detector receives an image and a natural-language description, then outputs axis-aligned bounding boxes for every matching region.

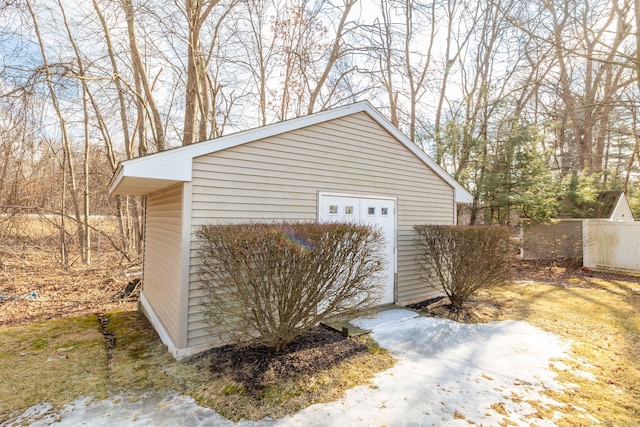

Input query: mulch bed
[199,326,369,393]
[405,296,446,311]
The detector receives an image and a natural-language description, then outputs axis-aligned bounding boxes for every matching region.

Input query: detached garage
[109,101,473,359]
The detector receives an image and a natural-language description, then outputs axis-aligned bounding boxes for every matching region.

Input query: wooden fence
[521,220,583,262]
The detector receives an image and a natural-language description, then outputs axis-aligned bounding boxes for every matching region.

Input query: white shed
[109,101,473,359]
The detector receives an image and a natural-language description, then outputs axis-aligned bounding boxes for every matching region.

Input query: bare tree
[25,0,87,266]
[513,0,634,176]
[433,0,476,162]
[121,0,165,153]
[232,0,278,126]
[362,0,444,141]
[180,0,238,144]
[304,0,358,114]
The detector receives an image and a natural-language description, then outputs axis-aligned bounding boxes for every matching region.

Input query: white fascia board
[126,156,192,181]
[359,103,474,204]
[108,164,125,195]
[109,101,473,203]
[109,103,374,197]
[108,155,192,195]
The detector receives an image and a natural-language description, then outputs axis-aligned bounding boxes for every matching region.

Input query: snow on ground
[7,309,597,426]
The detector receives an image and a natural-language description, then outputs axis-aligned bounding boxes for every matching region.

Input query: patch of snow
[8,309,591,426]
[4,402,54,426]
[351,308,419,330]
[12,393,229,427]
[551,360,597,381]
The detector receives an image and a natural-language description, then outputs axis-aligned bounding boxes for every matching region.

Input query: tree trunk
[26,0,85,267]
[121,0,165,152]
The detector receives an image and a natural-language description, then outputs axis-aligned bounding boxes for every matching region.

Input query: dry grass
[0,310,394,423]
[1,238,396,424]
[0,316,110,419]
[103,311,187,392]
[0,214,121,244]
[508,282,639,425]
[460,269,640,425]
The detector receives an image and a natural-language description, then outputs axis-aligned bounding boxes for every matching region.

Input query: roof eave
[108,101,474,203]
[109,156,192,196]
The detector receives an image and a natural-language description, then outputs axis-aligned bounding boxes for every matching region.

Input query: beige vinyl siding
[522,220,583,261]
[186,112,453,348]
[143,184,183,346]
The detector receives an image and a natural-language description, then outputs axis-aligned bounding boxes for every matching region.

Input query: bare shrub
[414,225,512,309]
[197,221,386,351]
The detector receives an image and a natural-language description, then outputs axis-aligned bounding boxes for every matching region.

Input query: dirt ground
[3,246,639,395]
[5,244,638,329]
[0,245,140,327]
[512,259,640,288]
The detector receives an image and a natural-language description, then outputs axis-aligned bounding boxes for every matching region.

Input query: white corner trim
[178,182,193,349]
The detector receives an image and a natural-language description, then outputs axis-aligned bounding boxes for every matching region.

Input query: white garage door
[318,193,396,304]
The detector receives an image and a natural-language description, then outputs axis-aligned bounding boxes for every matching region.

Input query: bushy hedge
[414,225,512,309]
[197,221,386,351]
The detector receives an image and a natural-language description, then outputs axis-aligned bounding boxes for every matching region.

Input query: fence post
[582,220,589,268]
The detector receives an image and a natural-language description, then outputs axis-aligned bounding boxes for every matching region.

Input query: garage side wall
[187,112,455,348]
[141,184,183,347]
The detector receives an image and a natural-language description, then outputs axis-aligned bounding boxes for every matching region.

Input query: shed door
[319,194,396,304]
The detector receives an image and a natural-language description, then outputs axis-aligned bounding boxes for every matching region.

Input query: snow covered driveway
[14,309,592,426]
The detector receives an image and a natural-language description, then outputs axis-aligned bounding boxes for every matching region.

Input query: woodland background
[1,0,639,266]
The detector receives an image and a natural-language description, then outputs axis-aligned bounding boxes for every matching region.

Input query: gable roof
[558,191,633,220]
[109,101,473,203]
